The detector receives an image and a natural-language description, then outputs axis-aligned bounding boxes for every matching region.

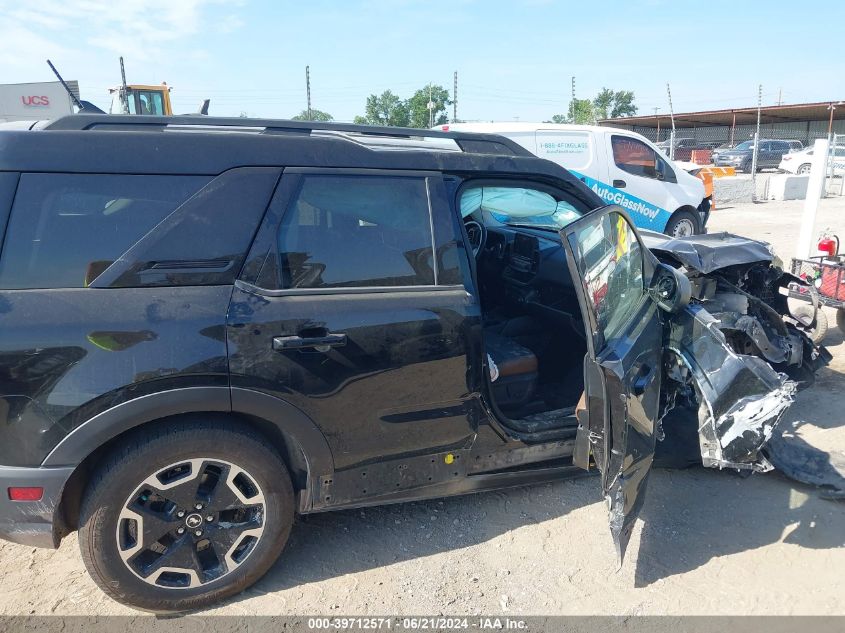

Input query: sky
[1,0,843,122]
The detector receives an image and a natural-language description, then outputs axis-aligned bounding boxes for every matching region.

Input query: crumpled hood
[640,230,777,274]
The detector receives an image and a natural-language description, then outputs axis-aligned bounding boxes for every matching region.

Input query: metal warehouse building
[599,101,845,146]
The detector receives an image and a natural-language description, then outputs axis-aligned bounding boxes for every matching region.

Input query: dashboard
[478,226,581,325]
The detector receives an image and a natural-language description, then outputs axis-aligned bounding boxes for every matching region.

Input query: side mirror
[649,263,691,313]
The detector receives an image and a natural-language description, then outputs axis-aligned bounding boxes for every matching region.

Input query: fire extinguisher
[817,231,840,262]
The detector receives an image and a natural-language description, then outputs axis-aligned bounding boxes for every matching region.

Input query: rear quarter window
[0,173,209,289]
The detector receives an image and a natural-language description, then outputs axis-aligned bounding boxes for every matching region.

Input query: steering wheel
[464,219,486,258]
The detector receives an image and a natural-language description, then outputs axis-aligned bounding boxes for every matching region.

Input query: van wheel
[798,163,811,175]
[793,304,828,344]
[665,210,700,238]
[78,418,294,613]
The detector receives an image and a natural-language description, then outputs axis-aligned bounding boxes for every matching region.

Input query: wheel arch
[52,387,334,537]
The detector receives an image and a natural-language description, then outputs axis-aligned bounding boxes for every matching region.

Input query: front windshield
[460,186,584,229]
[735,141,755,150]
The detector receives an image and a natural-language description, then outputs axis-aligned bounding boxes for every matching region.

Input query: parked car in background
[713,139,793,173]
[656,137,696,159]
[657,139,724,162]
[440,123,709,237]
[780,144,845,175]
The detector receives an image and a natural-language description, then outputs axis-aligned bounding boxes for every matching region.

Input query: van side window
[277,175,436,289]
[611,136,660,179]
[0,174,210,290]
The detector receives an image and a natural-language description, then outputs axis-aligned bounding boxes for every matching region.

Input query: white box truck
[0,81,76,124]
[439,123,709,236]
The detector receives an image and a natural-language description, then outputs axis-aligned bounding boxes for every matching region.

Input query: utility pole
[306,65,312,121]
[653,107,661,142]
[777,87,782,106]
[751,84,762,202]
[453,71,458,123]
[428,82,435,128]
[666,83,676,160]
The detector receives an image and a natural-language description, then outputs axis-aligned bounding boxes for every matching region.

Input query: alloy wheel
[116,458,266,589]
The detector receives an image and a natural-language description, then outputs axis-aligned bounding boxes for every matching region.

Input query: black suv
[0,116,821,612]
[713,139,794,172]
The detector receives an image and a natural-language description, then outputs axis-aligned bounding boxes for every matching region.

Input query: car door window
[277,175,436,289]
[568,211,644,345]
[611,135,659,179]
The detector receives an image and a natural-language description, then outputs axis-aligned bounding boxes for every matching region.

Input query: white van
[438,123,709,236]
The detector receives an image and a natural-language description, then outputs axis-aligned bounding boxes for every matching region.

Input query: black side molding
[41,387,231,467]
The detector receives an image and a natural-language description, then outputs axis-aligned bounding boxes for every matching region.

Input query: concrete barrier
[765,174,810,201]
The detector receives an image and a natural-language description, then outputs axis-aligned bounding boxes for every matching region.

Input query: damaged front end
[643,231,831,386]
[641,231,831,472]
[665,305,797,471]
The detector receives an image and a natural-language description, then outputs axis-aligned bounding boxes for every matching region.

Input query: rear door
[562,206,664,561]
[227,169,478,480]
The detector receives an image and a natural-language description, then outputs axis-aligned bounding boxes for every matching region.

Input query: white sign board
[0,82,76,123]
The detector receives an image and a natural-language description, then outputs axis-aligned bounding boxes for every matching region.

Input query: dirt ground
[1,197,844,617]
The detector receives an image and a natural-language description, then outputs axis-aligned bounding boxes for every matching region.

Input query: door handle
[613,179,627,188]
[631,363,654,396]
[273,333,347,351]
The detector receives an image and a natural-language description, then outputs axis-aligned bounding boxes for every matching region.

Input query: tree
[407,84,451,128]
[592,88,615,121]
[592,88,638,120]
[291,109,333,122]
[546,114,567,124]
[609,90,637,118]
[356,90,410,127]
[567,98,595,124]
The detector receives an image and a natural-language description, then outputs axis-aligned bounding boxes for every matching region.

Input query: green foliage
[356,90,411,127]
[407,85,451,128]
[568,98,595,124]
[355,85,452,128]
[592,88,637,119]
[291,109,333,122]
[549,87,638,124]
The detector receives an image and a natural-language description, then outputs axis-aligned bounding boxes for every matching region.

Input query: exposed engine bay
[641,231,832,472]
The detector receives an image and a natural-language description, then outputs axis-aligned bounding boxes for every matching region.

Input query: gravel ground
[1,197,844,617]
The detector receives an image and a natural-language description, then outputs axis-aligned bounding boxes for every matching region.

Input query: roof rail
[42,114,533,157]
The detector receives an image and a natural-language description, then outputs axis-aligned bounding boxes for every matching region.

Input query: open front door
[561,206,665,562]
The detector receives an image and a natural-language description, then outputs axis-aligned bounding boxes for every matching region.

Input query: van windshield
[460,186,583,230]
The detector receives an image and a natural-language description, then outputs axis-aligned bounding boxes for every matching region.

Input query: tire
[741,160,752,174]
[793,304,828,344]
[837,308,845,334]
[78,417,295,613]
[798,163,811,175]
[665,210,700,238]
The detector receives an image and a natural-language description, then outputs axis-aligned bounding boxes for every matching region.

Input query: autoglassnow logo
[21,96,51,107]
